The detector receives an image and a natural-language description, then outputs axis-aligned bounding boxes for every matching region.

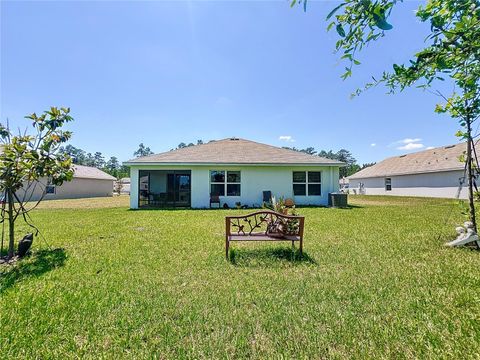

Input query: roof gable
[349,143,468,179]
[124,138,344,166]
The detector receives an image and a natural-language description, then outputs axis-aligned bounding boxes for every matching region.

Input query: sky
[0,0,461,164]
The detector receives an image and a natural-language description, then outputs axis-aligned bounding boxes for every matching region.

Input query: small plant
[114,178,123,196]
[235,201,242,209]
[271,196,289,215]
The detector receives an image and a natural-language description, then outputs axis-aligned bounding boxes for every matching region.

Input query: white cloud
[279,135,295,142]
[398,138,422,144]
[370,143,376,147]
[397,143,425,151]
[392,137,425,151]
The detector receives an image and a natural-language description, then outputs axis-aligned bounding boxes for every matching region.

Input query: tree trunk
[7,188,15,258]
[466,120,477,234]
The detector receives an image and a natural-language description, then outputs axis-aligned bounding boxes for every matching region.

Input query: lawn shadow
[0,248,66,293]
[229,246,317,267]
[327,205,363,210]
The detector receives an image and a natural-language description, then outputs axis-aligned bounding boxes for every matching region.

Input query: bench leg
[225,238,229,260]
[300,238,303,256]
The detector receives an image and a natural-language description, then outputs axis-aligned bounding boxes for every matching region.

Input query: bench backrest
[226,210,304,238]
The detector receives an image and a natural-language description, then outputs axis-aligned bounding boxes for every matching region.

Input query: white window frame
[293,171,322,196]
[210,170,241,197]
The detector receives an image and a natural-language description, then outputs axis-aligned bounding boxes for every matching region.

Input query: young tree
[0,107,74,258]
[114,178,123,195]
[134,143,153,157]
[293,0,480,230]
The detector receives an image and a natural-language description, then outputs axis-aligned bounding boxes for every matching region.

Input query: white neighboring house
[348,143,470,199]
[124,138,344,209]
[23,164,116,201]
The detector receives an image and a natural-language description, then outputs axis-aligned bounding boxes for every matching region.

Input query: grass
[1,195,480,358]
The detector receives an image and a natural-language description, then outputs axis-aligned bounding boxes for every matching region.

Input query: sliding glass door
[138,170,191,208]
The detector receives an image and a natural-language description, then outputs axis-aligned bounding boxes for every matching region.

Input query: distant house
[24,165,116,201]
[124,138,344,209]
[114,177,131,194]
[348,143,470,199]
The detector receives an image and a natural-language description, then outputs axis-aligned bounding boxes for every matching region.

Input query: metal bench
[225,210,305,259]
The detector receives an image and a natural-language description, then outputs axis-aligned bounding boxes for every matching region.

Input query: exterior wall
[129,165,340,209]
[21,177,114,201]
[349,170,468,199]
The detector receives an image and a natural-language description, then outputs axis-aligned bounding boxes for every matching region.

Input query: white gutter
[123,162,345,167]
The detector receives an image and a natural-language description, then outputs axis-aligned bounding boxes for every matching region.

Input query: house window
[46,185,56,194]
[210,170,241,196]
[293,171,306,196]
[227,171,241,196]
[293,171,321,196]
[385,178,392,191]
[210,170,225,196]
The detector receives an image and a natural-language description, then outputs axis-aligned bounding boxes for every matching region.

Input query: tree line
[283,146,374,178]
[59,145,130,179]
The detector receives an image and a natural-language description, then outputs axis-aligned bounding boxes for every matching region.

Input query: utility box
[328,192,348,208]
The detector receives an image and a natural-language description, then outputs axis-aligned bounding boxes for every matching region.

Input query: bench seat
[228,234,301,242]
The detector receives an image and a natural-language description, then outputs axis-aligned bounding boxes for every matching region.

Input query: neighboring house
[124,138,344,209]
[22,164,116,201]
[348,143,470,199]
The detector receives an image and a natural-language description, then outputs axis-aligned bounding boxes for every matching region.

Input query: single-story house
[348,143,470,199]
[22,164,116,201]
[124,138,344,209]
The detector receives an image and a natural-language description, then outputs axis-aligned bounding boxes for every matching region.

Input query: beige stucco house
[348,143,470,199]
[24,164,116,201]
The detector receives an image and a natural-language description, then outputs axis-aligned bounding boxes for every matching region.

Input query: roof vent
[399,154,407,158]
[444,145,455,149]
[230,137,239,141]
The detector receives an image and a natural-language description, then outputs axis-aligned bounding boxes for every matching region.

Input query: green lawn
[2,196,480,358]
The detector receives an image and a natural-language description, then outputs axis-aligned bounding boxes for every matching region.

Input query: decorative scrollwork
[230,211,300,236]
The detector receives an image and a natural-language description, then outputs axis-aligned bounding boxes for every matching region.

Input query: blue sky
[1,0,460,164]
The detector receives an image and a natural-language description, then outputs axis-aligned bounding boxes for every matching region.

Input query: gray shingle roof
[124,138,344,166]
[349,142,468,179]
[74,165,116,180]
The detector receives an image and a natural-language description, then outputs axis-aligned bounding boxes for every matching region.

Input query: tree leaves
[326,3,346,20]
[372,4,393,30]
